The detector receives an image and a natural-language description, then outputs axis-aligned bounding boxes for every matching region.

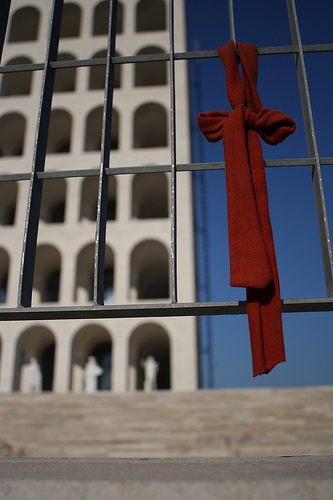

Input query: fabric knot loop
[197,110,230,143]
[247,107,296,146]
[244,108,258,129]
[197,106,296,147]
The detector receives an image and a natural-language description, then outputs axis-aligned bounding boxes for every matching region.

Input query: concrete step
[0,386,332,458]
[1,456,333,500]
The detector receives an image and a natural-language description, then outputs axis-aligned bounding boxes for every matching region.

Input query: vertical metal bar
[0,0,11,62]
[18,0,63,307]
[287,0,333,297]
[192,39,214,388]
[228,0,236,43]
[169,0,177,303]
[93,0,118,306]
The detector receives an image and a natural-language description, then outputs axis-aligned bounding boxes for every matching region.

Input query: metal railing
[0,0,332,322]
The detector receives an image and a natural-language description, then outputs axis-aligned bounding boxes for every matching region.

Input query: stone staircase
[0,386,332,458]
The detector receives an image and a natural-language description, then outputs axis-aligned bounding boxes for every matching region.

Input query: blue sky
[185,0,333,388]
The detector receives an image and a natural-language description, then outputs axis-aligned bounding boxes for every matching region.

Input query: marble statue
[84,356,103,393]
[141,355,159,392]
[28,357,42,393]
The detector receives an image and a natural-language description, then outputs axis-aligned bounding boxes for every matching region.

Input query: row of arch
[7,0,166,43]
[0,103,168,157]
[0,239,170,304]
[3,322,170,392]
[0,46,167,97]
[0,174,168,226]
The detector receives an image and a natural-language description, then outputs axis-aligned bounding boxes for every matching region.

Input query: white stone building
[0,0,198,393]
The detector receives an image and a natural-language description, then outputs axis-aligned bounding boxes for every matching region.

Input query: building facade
[0,0,198,393]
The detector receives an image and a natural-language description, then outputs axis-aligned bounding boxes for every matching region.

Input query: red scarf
[197,41,296,376]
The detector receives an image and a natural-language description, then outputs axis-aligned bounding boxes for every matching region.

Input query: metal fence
[0,0,332,323]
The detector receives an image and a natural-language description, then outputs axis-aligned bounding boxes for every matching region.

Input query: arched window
[85,106,119,151]
[129,323,170,390]
[75,243,114,302]
[41,344,55,391]
[46,109,72,153]
[13,327,55,392]
[40,179,66,223]
[0,274,8,304]
[54,53,76,92]
[0,181,17,226]
[80,176,116,221]
[33,245,61,303]
[133,103,167,148]
[44,270,60,302]
[130,240,169,299]
[71,325,112,392]
[104,268,114,303]
[0,248,9,304]
[60,3,81,38]
[92,1,123,35]
[136,0,166,32]
[134,47,166,86]
[8,7,40,42]
[89,50,121,90]
[0,113,25,156]
[132,173,168,218]
[0,57,33,96]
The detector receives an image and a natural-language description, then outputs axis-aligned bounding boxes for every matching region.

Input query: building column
[53,329,72,393]
[112,325,129,393]
[66,177,81,225]
[59,252,75,304]
[171,317,198,392]
[0,331,17,392]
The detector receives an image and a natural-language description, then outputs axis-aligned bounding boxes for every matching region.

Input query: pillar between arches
[112,329,129,393]
[53,331,72,393]
[0,331,17,392]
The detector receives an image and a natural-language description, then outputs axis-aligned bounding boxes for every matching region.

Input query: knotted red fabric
[197,40,296,376]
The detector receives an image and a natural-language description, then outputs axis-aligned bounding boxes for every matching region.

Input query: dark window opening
[54,53,76,92]
[91,343,112,390]
[41,344,55,391]
[60,3,81,38]
[43,270,60,303]
[8,7,40,42]
[92,1,123,35]
[134,47,166,86]
[136,0,166,32]
[0,57,33,96]
[133,103,167,148]
[0,274,8,303]
[0,113,25,157]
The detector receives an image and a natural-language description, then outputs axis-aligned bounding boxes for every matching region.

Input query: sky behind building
[185,0,333,388]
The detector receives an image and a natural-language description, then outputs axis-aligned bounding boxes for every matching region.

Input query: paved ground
[0,456,332,499]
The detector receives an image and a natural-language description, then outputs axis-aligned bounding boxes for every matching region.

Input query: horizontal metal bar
[179,44,333,58]
[106,165,171,175]
[0,54,171,73]
[264,158,314,167]
[0,173,31,182]
[0,63,44,73]
[1,43,333,74]
[37,168,99,179]
[0,298,331,321]
[282,298,333,313]
[319,157,333,165]
[0,158,331,183]
[303,43,333,53]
